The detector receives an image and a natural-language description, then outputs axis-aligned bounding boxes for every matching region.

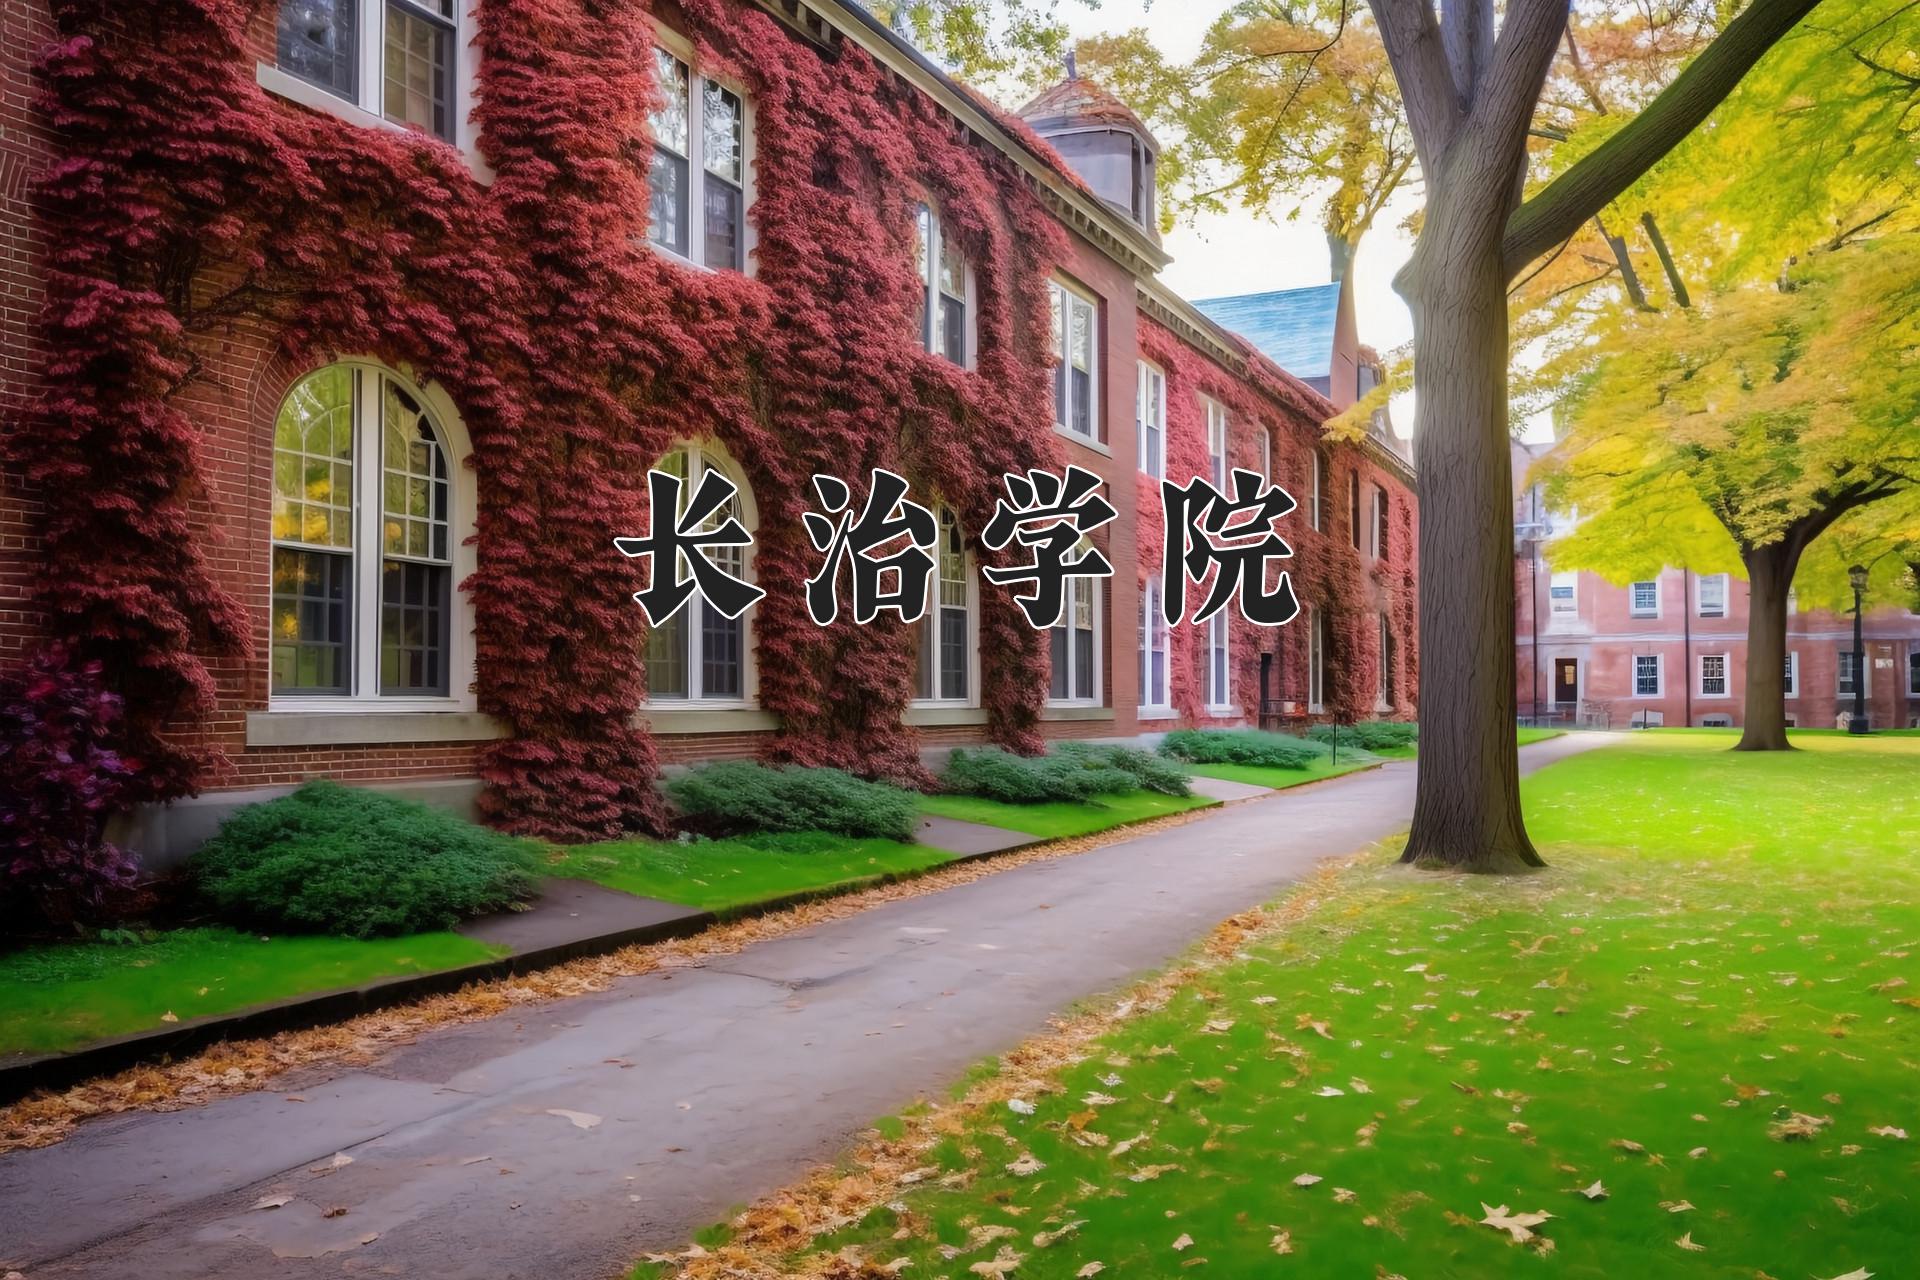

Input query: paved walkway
[0,734,1615,1279]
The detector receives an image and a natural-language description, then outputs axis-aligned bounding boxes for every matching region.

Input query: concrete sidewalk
[0,733,1616,1280]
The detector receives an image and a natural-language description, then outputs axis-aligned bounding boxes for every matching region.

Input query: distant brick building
[1514,442,1920,730]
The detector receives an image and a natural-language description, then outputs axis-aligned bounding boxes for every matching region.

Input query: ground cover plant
[1158,727,1336,770]
[1051,743,1193,797]
[664,762,919,841]
[1180,754,1380,790]
[193,781,540,938]
[653,734,1920,1279]
[940,748,1140,805]
[1308,719,1418,753]
[916,790,1215,840]
[544,832,958,913]
[0,927,501,1057]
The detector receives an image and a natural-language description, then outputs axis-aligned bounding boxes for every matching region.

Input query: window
[1138,580,1169,712]
[915,204,969,364]
[915,505,974,704]
[1630,709,1665,729]
[1549,571,1577,618]
[1310,450,1328,531]
[1376,613,1393,708]
[1839,647,1867,697]
[1699,652,1729,698]
[1700,713,1732,728]
[643,443,756,703]
[1205,399,1228,490]
[1630,580,1659,618]
[274,0,460,142]
[1910,648,1920,696]
[1308,608,1327,713]
[1050,280,1098,440]
[1049,543,1100,704]
[1207,612,1231,710]
[1137,362,1166,478]
[1784,713,1797,728]
[648,46,748,270]
[270,364,466,702]
[1348,470,1362,550]
[1633,654,1661,698]
[1784,651,1799,699]
[1697,573,1728,618]
[1371,485,1389,559]
[1257,428,1271,482]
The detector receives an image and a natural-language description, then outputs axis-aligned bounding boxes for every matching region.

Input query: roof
[1191,283,1343,382]
[1016,77,1158,153]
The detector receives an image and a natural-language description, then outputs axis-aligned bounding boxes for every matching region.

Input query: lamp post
[1848,563,1869,735]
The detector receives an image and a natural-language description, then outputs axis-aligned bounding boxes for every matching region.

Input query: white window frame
[1047,559,1103,708]
[1697,572,1729,618]
[259,0,486,178]
[640,440,759,708]
[269,360,478,714]
[1257,427,1271,483]
[1784,650,1799,699]
[1838,646,1869,697]
[1311,450,1327,532]
[1136,361,1166,479]
[1050,278,1100,442]
[1308,608,1327,714]
[1549,570,1578,618]
[1138,579,1171,716]
[1204,397,1228,490]
[1698,652,1731,699]
[1632,653,1663,699]
[646,28,756,275]
[1629,579,1660,619]
[1375,611,1392,710]
[911,503,979,708]
[1206,611,1233,712]
[915,202,975,367]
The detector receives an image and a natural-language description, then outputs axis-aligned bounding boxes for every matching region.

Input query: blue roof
[1191,283,1342,381]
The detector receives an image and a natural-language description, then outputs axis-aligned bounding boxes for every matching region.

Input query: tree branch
[1367,0,1465,168]
[1502,0,1825,277]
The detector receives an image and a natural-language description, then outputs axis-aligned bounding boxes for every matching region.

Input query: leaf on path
[251,1194,292,1211]
[1675,1232,1706,1252]
[1575,1181,1607,1201]
[546,1109,602,1130]
[1479,1204,1554,1245]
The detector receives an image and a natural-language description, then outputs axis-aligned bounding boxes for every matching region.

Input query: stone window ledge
[247,710,504,748]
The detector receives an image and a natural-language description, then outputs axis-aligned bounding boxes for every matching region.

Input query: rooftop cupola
[1017,54,1161,240]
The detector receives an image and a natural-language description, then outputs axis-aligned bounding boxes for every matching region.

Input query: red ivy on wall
[19,0,1072,852]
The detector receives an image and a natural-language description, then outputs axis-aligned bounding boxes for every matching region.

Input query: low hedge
[1158,728,1331,771]
[941,747,1139,804]
[1307,720,1418,752]
[665,762,919,842]
[1052,742,1192,797]
[193,781,540,939]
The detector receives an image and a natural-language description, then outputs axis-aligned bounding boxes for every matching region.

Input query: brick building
[1,0,1415,866]
[1514,442,1920,730]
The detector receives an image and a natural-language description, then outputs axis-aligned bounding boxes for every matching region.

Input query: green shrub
[940,747,1139,804]
[664,762,918,841]
[192,781,539,939]
[1158,728,1332,770]
[1308,720,1418,752]
[1052,742,1192,796]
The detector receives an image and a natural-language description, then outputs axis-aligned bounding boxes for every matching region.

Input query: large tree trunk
[1736,541,1797,751]
[1397,212,1543,873]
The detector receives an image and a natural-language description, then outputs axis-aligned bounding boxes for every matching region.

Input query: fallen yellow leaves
[1478,1203,1554,1245]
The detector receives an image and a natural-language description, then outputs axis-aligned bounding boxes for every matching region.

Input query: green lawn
[1515,726,1563,746]
[916,789,1217,839]
[0,928,502,1058]
[546,831,966,912]
[1183,756,1379,789]
[711,733,1920,1279]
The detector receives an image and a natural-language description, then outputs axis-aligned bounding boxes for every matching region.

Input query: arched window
[270,363,465,701]
[643,442,756,703]
[914,504,976,704]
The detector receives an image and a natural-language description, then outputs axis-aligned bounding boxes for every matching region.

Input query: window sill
[1056,426,1111,456]
[254,63,494,184]
[1040,704,1111,722]
[1137,707,1176,721]
[247,709,503,748]
[1206,705,1240,717]
[905,705,988,727]
[644,706,780,733]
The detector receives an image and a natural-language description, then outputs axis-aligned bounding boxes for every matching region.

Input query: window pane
[646,611,688,699]
[703,177,743,271]
[702,609,743,698]
[649,148,690,256]
[272,547,352,694]
[702,80,742,183]
[650,49,690,153]
[1074,624,1094,701]
[278,0,357,99]
[381,381,450,562]
[915,205,934,349]
[940,607,968,700]
[940,295,966,364]
[273,366,356,549]
[380,558,450,694]
[384,1,453,141]
[1049,626,1068,700]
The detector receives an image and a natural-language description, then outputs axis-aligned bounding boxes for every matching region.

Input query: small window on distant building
[1839,647,1867,696]
[1699,652,1729,698]
[1048,543,1100,704]
[1205,398,1228,490]
[1700,713,1732,728]
[1049,280,1099,439]
[1910,648,1920,696]
[1372,485,1389,559]
[1377,613,1393,708]
[914,505,974,705]
[1630,580,1658,617]
[1258,427,1271,483]
[1311,450,1327,532]
[1697,573,1728,618]
[915,204,968,364]
[1549,571,1577,617]
[1634,654,1660,697]
[1308,609,1327,713]
[1138,580,1169,712]
[1206,611,1231,710]
[1784,651,1799,698]
[1136,362,1166,479]
[1348,471,1361,551]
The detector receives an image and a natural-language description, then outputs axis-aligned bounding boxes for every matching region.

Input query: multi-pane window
[1372,485,1389,559]
[1311,450,1327,531]
[270,365,455,700]
[1630,580,1659,617]
[1308,609,1327,713]
[1784,651,1799,698]
[1549,571,1577,617]
[1205,399,1228,490]
[643,445,753,702]
[275,0,458,143]
[1376,613,1393,707]
[1700,653,1729,697]
[916,204,968,364]
[1634,654,1661,697]
[647,47,748,270]
[1207,611,1231,709]
[1049,546,1099,704]
[1838,647,1865,696]
[1136,362,1165,478]
[1348,470,1362,550]
[1697,573,1728,618]
[1138,580,1169,711]
[915,506,973,703]
[1050,280,1098,439]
